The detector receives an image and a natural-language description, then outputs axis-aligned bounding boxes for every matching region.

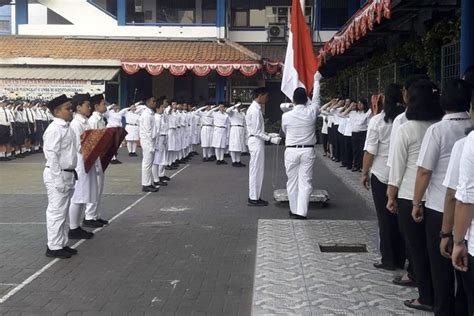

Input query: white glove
[270,137,282,145]
[314,71,322,82]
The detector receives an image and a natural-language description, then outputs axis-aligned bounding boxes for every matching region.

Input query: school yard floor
[0,145,428,315]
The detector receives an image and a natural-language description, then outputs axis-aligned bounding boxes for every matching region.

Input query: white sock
[159,165,166,177]
[230,151,237,163]
[132,142,137,153]
[127,142,132,153]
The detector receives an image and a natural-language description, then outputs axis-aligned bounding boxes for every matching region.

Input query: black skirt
[0,125,10,144]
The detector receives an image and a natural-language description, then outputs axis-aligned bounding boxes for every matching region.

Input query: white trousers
[85,162,104,220]
[141,146,154,186]
[152,165,166,182]
[69,203,84,229]
[248,137,265,200]
[284,148,315,217]
[44,168,74,250]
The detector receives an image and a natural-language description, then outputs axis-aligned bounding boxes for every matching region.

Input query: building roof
[0,36,260,63]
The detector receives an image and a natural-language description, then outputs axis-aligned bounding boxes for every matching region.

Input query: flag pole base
[273,189,330,207]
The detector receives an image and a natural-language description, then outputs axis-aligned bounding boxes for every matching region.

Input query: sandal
[392,275,416,287]
[404,299,433,312]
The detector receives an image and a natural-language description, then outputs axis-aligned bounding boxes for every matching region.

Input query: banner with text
[0,79,105,99]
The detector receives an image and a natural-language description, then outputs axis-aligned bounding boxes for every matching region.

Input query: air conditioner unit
[267,23,286,41]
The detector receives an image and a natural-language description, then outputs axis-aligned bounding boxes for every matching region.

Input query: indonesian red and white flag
[281,0,320,99]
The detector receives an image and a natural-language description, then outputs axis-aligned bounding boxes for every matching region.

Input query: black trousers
[461,254,474,315]
[336,130,344,161]
[425,208,468,316]
[321,133,328,154]
[371,175,405,267]
[351,131,366,170]
[398,198,433,306]
[343,136,353,168]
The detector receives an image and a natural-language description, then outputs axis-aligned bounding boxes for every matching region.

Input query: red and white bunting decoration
[145,64,164,76]
[120,62,262,77]
[319,0,392,61]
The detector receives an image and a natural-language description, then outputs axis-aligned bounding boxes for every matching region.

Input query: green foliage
[321,18,460,97]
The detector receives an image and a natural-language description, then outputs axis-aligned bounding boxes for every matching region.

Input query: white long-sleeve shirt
[364,112,393,184]
[70,114,90,150]
[106,107,129,128]
[139,107,156,150]
[245,101,270,142]
[212,111,229,128]
[281,101,320,146]
[43,117,78,188]
[416,112,472,212]
[388,120,434,201]
[387,112,407,168]
[88,112,106,129]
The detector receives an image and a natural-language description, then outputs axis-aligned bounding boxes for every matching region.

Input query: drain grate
[319,243,368,253]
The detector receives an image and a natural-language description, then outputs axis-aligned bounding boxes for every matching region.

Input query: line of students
[0,99,53,161]
[359,68,474,315]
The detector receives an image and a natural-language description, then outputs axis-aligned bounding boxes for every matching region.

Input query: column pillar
[215,75,226,103]
[461,0,474,75]
[119,71,128,108]
[15,0,28,33]
[117,0,126,25]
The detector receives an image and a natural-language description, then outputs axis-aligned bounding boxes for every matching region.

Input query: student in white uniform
[196,104,214,161]
[152,104,169,187]
[0,99,12,161]
[167,102,179,169]
[68,94,96,240]
[362,84,405,271]
[125,105,140,157]
[387,80,445,312]
[226,102,246,167]
[212,104,230,165]
[451,130,474,315]
[139,96,158,192]
[245,87,281,206]
[43,94,78,259]
[350,99,372,172]
[105,103,129,164]
[411,79,472,315]
[84,94,109,228]
[281,76,320,219]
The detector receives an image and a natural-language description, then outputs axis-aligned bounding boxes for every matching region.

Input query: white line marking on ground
[0,164,190,305]
[0,222,46,225]
[0,283,19,286]
[160,206,190,212]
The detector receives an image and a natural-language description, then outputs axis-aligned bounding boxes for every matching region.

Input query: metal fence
[348,63,397,101]
[441,41,460,89]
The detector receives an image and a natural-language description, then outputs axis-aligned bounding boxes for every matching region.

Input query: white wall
[18,24,219,38]
[28,3,48,25]
[229,29,337,43]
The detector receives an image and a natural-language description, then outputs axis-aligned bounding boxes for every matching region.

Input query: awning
[0,37,263,77]
[0,66,120,80]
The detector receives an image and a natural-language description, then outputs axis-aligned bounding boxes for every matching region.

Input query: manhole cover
[319,244,368,253]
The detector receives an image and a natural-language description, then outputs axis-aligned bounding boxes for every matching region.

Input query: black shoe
[404,299,433,312]
[171,163,179,167]
[142,185,159,193]
[160,176,171,182]
[16,153,26,158]
[115,160,122,164]
[193,152,199,156]
[232,162,239,167]
[392,275,417,287]
[352,168,358,172]
[0,157,10,161]
[154,181,168,186]
[68,227,94,239]
[340,164,346,168]
[45,247,71,259]
[96,218,109,225]
[221,160,228,165]
[83,219,104,228]
[238,162,246,167]
[63,246,78,255]
[248,198,269,206]
[373,262,396,271]
[224,153,231,158]
[209,156,216,161]
[132,153,138,157]
[128,153,133,157]
[289,212,307,220]
[216,160,222,165]
[110,160,119,164]
[203,158,209,162]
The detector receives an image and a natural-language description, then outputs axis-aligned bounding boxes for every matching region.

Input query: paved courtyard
[0,145,426,315]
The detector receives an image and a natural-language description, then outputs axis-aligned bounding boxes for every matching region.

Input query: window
[0,5,11,34]
[155,0,195,24]
[202,1,216,24]
[89,0,117,17]
[320,0,349,29]
[230,0,313,29]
